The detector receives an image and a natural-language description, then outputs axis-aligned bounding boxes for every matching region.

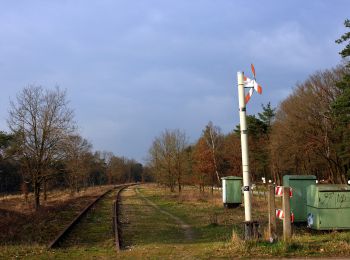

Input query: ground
[0,183,350,259]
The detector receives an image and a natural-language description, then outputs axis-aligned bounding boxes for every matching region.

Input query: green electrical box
[306,184,350,230]
[221,176,242,208]
[283,175,316,222]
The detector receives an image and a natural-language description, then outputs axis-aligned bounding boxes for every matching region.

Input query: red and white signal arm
[275,186,293,197]
[243,76,262,104]
[243,64,263,104]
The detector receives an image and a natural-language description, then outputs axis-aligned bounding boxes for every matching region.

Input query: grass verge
[118,184,350,259]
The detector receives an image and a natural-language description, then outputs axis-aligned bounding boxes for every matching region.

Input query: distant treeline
[0,86,152,210]
[0,141,150,195]
[147,20,350,191]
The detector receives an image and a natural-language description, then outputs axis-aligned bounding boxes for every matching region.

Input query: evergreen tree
[332,19,350,179]
[258,102,276,133]
[234,107,273,181]
[336,19,350,59]
[0,131,14,155]
[0,131,21,193]
[234,115,267,137]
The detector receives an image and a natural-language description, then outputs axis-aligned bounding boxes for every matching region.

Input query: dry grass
[0,186,111,214]
[176,187,223,206]
[0,185,114,245]
[126,184,350,258]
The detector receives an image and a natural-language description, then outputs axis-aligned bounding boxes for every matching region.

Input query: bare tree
[101,151,114,184]
[173,129,188,192]
[203,121,223,188]
[148,129,188,192]
[64,134,92,194]
[193,137,214,192]
[8,85,74,210]
[107,156,128,184]
[270,66,347,183]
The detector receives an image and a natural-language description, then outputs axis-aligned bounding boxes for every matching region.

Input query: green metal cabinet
[221,176,242,208]
[283,175,316,222]
[306,184,350,230]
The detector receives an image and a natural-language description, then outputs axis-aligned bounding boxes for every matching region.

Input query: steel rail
[113,184,136,250]
[47,184,129,249]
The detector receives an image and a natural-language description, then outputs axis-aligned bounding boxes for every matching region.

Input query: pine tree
[332,19,350,180]
[258,102,276,133]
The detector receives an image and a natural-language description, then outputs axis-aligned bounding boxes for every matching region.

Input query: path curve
[134,187,195,241]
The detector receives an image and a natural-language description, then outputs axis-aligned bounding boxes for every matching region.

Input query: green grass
[137,185,248,243]
[115,185,241,259]
[117,186,223,259]
[119,187,185,247]
[48,190,119,259]
[118,184,350,259]
[59,191,116,246]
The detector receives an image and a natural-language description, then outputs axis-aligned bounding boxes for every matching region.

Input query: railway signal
[237,64,263,239]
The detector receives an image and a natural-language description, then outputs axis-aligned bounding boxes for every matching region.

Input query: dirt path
[135,187,195,241]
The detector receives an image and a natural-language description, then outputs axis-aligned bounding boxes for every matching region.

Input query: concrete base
[243,221,260,240]
[223,203,241,209]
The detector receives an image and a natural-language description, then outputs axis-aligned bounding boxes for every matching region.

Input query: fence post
[282,186,292,241]
[268,185,277,242]
[112,202,115,233]
[113,200,120,251]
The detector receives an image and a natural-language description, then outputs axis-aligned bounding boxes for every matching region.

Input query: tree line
[0,86,151,210]
[147,20,350,191]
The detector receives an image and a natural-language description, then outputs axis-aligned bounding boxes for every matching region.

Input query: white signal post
[236,66,262,240]
[237,71,252,222]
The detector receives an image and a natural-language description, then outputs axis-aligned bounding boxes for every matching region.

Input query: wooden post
[282,186,292,241]
[113,201,120,251]
[268,185,277,242]
[112,202,115,233]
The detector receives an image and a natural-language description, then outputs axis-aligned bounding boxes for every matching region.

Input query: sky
[0,0,349,163]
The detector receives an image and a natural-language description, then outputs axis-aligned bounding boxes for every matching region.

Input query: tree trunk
[43,178,47,201]
[178,179,182,193]
[108,170,112,184]
[34,181,41,211]
[21,181,29,204]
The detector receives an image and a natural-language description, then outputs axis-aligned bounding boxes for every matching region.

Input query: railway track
[47,183,134,250]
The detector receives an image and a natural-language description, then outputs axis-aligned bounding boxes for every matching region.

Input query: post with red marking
[268,185,277,242]
[282,186,292,241]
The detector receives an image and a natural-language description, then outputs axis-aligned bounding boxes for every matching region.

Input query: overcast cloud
[0,0,349,162]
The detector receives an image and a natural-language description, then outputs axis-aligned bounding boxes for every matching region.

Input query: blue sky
[0,1,349,162]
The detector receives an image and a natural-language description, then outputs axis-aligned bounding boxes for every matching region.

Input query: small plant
[209,212,218,226]
[230,228,245,253]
